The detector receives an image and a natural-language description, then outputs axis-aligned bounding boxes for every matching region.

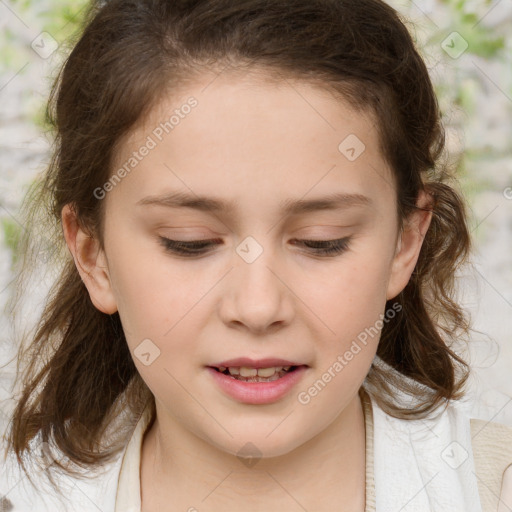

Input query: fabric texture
[114,399,154,512]
[372,390,482,511]
[470,418,512,511]
[361,387,377,512]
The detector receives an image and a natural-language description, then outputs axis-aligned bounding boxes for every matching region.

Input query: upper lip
[208,357,307,369]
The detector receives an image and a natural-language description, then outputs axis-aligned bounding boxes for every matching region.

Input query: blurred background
[0,0,511,438]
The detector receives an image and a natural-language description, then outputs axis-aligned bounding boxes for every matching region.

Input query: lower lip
[206,366,308,405]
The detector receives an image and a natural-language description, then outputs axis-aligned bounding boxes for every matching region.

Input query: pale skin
[62,68,432,511]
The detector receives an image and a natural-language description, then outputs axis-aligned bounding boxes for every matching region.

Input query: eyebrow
[136,190,372,215]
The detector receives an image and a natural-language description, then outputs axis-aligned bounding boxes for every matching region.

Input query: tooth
[239,366,258,377]
[257,367,277,377]
[226,366,290,378]
[218,366,226,372]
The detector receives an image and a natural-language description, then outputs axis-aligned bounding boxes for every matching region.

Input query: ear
[61,204,118,314]
[386,190,433,300]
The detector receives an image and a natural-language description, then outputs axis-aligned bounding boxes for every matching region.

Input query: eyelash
[158,236,351,257]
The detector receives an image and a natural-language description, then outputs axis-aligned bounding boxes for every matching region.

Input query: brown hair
[3,0,471,493]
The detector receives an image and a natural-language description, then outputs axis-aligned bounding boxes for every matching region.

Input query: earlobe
[386,190,433,300]
[61,204,118,314]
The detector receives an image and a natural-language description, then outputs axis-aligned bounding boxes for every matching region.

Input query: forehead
[109,69,396,213]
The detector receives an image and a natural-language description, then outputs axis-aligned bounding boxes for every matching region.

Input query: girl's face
[65,70,430,458]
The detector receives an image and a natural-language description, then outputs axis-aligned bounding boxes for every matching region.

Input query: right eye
[158,237,221,256]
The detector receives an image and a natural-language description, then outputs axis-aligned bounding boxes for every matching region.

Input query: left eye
[158,236,351,257]
[293,237,351,256]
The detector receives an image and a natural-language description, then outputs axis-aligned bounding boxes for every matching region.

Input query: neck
[140,390,367,512]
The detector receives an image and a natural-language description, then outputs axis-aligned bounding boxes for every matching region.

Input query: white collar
[368,355,483,511]
[115,399,154,512]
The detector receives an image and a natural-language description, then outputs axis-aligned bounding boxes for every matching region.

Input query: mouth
[207,364,308,383]
[206,362,309,404]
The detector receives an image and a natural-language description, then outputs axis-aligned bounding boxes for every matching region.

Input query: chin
[209,431,306,462]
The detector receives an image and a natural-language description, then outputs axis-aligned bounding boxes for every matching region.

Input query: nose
[218,242,295,335]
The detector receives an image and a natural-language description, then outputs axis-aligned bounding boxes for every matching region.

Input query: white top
[114,399,154,512]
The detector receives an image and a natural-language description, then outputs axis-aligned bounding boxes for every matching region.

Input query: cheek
[109,249,205,393]
[105,236,195,341]
[305,254,393,339]
[297,260,391,409]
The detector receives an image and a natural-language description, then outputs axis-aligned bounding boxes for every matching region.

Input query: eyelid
[158,235,352,257]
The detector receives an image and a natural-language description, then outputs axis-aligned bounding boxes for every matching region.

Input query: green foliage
[0,0,90,69]
[1,216,23,269]
[410,0,511,202]
[0,0,91,133]
[435,0,505,57]
[6,0,32,9]
[36,1,90,43]
[8,0,90,32]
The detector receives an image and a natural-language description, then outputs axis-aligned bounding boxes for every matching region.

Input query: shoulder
[470,417,512,512]
[365,385,509,511]
[0,435,125,512]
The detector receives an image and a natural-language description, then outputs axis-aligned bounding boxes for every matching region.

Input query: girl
[1,0,511,511]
